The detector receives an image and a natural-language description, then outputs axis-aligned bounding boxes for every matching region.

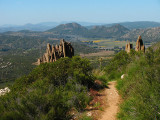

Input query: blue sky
[0,0,160,25]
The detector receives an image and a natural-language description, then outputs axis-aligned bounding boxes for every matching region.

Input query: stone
[125,42,133,53]
[121,74,127,79]
[0,87,10,96]
[35,39,74,65]
[135,35,145,52]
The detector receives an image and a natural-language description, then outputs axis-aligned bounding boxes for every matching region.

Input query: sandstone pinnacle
[35,39,74,65]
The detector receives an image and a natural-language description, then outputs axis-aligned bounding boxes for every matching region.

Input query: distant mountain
[1,21,160,43]
[0,22,59,33]
[87,21,160,30]
[1,21,160,33]
[105,21,160,30]
[120,27,160,42]
[47,22,88,35]
[47,23,129,38]
[0,21,105,33]
[85,24,129,38]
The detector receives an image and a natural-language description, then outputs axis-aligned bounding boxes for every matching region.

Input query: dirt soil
[74,81,121,120]
[99,81,120,120]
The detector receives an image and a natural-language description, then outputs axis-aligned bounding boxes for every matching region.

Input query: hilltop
[47,23,129,38]
[47,22,88,35]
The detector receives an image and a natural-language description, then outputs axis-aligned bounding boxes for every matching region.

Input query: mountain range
[103,21,160,30]
[1,21,160,43]
[46,22,160,42]
[0,21,160,33]
[0,22,105,33]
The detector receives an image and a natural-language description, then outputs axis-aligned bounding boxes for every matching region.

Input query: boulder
[0,87,10,96]
[121,74,126,79]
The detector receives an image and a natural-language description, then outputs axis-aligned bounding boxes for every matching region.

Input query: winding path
[99,81,120,120]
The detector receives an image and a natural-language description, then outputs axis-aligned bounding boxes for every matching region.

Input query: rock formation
[36,39,74,65]
[135,36,145,52]
[125,42,133,53]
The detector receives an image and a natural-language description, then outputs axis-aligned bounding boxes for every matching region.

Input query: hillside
[86,24,129,38]
[1,40,160,119]
[1,22,160,85]
[0,56,103,119]
[104,43,160,119]
[0,39,99,83]
[121,27,160,42]
[47,23,130,38]
[47,22,160,41]
[47,22,88,35]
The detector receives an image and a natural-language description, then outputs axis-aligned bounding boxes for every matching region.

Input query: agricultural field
[81,38,137,49]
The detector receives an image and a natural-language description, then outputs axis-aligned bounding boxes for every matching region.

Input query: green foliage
[0,56,94,119]
[79,113,93,120]
[116,48,160,120]
[92,69,108,88]
[104,50,131,81]
[80,116,92,120]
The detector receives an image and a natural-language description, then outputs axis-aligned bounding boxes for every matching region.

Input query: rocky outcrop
[125,42,133,53]
[36,39,74,65]
[125,35,145,53]
[0,87,10,96]
[135,36,145,52]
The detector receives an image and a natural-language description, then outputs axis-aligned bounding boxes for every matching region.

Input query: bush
[92,69,108,88]
[0,56,94,119]
[104,50,131,81]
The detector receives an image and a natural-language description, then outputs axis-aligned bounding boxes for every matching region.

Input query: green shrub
[104,50,131,81]
[0,56,94,119]
[92,69,108,87]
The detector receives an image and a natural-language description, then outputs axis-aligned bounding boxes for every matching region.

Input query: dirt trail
[99,81,120,120]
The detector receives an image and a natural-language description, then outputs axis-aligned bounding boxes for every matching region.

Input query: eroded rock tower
[125,42,133,53]
[135,36,145,52]
[36,39,74,65]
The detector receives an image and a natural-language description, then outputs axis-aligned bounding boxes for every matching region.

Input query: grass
[0,81,14,89]
[99,107,104,111]
[93,102,100,108]
[115,48,160,120]
[80,114,93,120]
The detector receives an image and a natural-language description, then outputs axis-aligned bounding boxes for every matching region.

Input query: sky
[0,0,160,25]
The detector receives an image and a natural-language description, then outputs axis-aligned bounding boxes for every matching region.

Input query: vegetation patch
[0,56,97,119]
[105,47,160,120]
